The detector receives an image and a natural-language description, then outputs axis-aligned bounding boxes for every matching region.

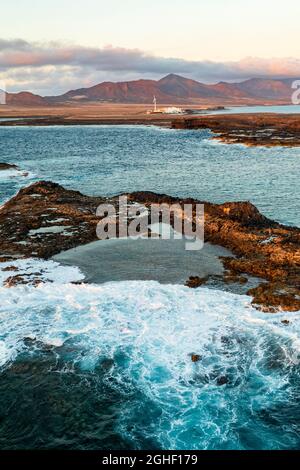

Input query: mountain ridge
[2,74,296,106]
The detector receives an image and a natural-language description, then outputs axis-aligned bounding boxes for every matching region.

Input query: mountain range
[2,74,296,106]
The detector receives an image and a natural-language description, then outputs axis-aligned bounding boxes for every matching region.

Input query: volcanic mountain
[47,74,295,105]
[3,91,48,106]
[46,74,235,104]
[2,74,296,106]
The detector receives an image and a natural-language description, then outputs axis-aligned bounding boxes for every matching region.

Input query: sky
[1,0,300,94]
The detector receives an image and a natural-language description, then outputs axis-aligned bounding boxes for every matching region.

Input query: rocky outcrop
[0,163,19,170]
[172,114,300,147]
[0,181,299,311]
[0,181,106,259]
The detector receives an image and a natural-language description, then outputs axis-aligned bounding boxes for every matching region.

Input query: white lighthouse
[153,95,157,113]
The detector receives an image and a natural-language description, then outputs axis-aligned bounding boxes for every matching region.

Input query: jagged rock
[0,256,17,263]
[247,283,300,313]
[4,273,47,287]
[4,275,26,287]
[216,376,229,386]
[190,354,202,363]
[2,265,18,272]
[223,271,248,284]
[186,276,209,288]
[0,181,105,259]
[172,114,300,147]
[0,162,19,170]
[0,181,299,311]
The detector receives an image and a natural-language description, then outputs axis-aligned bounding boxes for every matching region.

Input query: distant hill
[2,74,296,106]
[234,78,295,100]
[47,74,295,104]
[4,91,48,106]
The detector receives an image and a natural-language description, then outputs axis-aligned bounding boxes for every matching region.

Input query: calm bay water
[209,104,300,115]
[0,124,299,450]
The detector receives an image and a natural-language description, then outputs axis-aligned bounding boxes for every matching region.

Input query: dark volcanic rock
[2,265,18,272]
[0,181,106,259]
[4,273,46,287]
[0,181,299,311]
[186,276,209,288]
[172,114,300,147]
[0,163,19,170]
[216,376,229,386]
[190,354,202,363]
[4,274,27,287]
[247,283,300,313]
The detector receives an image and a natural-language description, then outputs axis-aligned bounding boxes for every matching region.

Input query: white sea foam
[0,341,11,367]
[0,168,35,181]
[29,225,72,236]
[0,166,37,207]
[0,283,298,362]
[0,267,299,370]
[0,258,85,286]
[0,258,299,449]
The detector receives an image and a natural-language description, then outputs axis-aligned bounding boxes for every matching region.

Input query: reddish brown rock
[2,265,18,272]
[0,181,299,311]
[190,354,202,363]
[4,273,45,287]
[0,181,106,260]
[247,283,300,313]
[4,275,26,287]
[186,276,209,288]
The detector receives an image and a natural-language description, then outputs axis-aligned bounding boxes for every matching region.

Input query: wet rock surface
[0,181,106,260]
[186,276,209,288]
[0,181,299,311]
[190,354,202,363]
[0,162,19,170]
[172,114,300,147]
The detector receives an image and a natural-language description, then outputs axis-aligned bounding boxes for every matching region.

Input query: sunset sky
[1,0,300,94]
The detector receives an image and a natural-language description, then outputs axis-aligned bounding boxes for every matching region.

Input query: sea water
[0,124,299,226]
[0,125,299,450]
[0,260,299,450]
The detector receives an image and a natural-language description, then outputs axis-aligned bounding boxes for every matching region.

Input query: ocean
[0,123,299,450]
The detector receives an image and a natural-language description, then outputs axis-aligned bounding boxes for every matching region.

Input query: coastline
[172,113,300,147]
[0,180,299,312]
[1,108,300,147]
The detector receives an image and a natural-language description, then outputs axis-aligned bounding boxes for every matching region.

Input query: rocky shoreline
[0,180,299,312]
[172,113,300,147]
[0,116,174,128]
[2,113,300,148]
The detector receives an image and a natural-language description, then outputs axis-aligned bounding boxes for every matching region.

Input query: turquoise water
[0,125,299,226]
[0,125,300,450]
[0,272,299,450]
